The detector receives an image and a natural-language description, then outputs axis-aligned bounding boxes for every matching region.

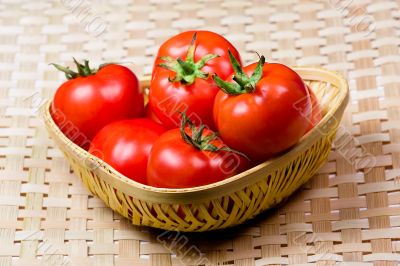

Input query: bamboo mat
[0,0,399,265]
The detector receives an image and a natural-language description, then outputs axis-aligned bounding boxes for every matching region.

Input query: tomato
[305,86,322,132]
[89,119,166,184]
[144,104,163,125]
[149,31,241,130]
[213,52,312,162]
[147,113,249,188]
[50,59,144,149]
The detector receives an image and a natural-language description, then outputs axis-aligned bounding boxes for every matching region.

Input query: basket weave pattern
[1,0,400,265]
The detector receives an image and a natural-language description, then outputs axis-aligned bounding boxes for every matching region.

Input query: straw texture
[1,0,399,265]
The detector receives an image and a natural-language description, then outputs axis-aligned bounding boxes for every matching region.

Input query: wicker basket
[42,67,348,232]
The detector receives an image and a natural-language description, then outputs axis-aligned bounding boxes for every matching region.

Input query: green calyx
[179,110,249,160]
[213,50,266,95]
[50,58,98,80]
[158,33,220,85]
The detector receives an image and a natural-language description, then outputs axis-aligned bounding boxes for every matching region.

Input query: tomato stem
[185,32,196,63]
[213,50,266,95]
[179,110,249,160]
[50,58,98,80]
[49,63,78,80]
[157,32,219,85]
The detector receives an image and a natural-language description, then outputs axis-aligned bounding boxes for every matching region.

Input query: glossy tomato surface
[144,104,163,125]
[147,128,248,188]
[149,31,241,130]
[51,64,144,149]
[89,119,166,185]
[214,62,312,162]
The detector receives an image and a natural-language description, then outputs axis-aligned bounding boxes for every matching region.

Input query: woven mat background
[1,0,400,265]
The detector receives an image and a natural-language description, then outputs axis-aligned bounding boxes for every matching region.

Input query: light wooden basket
[42,67,348,232]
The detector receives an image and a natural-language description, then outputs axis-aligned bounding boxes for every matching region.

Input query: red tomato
[305,86,322,132]
[144,104,163,125]
[50,59,144,149]
[147,113,248,188]
[213,52,312,162]
[89,119,166,185]
[149,31,241,130]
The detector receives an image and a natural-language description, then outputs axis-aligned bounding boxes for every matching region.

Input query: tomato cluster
[51,31,321,188]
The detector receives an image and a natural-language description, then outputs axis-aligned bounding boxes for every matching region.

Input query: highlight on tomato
[147,111,249,188]
[89,119,166,185]
[50,59,144,150]
[213,51,312,162]
[148,30,241,130]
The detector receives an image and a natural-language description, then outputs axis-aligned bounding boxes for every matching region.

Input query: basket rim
[42,66,349,204]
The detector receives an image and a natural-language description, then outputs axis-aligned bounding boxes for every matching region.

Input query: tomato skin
[89,119,166,185]
[213,63,312,162]
[144,104,163,125]
[149,77,219,130]
[51,64,144,149]
[149,31,241,130]
[305,86,322,132]
[147,128,248,188]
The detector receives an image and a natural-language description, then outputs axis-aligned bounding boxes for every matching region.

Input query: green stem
[179,110,249,160]
[185,32,197,63]
[177,58,195,75]
[157,32,220,85]
[50,58,99,80]
[212,50,266,95]
[49,63,78,80]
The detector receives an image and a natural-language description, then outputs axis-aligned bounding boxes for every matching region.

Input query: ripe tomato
[89,119,166,185]
[51,59,144,149]
[149,31,241,130]
[147,113,249,188]
[305,86,322,132]
[144,104,163,125]
[213,52,312,162]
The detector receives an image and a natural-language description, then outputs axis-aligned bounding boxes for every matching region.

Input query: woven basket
[42,67,348,232]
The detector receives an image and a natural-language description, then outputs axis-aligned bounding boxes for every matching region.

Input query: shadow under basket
[42,67,349,232]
